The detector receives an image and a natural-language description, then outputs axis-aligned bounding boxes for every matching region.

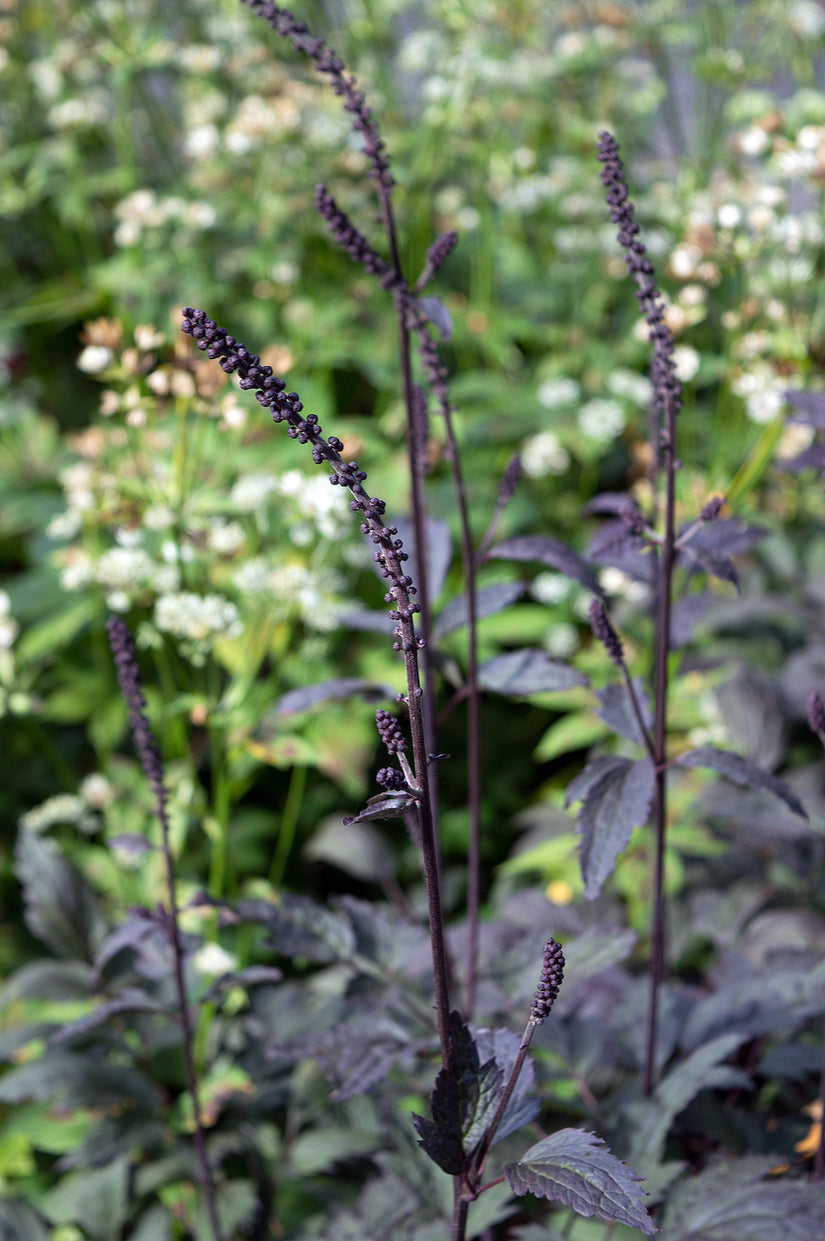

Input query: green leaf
[505,1129,655,1234]
[41,1156,130,1241]
[127,1204,172,1241]
[289,1125,379,1175]
[534,709,609,762]
[16,596,94,665]
[198,1179,257,1239]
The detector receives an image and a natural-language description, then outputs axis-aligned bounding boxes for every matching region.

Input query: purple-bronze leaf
[677,543,740,591]
[275,677,396,716]
[504,1128,656,1235]
[418,295,453,341]
[393,515,452,603]
[587,521,655,582]
[567,756,656,899]
[595,679,653,745]
[658,1153,825,1241]
[474,1027,539,1143]
[778,442,825,474]
[479,649,587,696]
[434,580,524,638]
[670,591,717,647]
[785,388,825,429]
[413,1012,502,1173]
[675,747,807,819]
[487,535,602,596]
[342,790,417,825]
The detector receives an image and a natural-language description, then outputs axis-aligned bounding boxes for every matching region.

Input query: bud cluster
[181,309,423,650]
[589,599,624,666]
[530,938,565,1024]
[376,709,407,755]
[597,130,682,428]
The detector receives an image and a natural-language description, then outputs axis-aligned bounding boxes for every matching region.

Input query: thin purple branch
[241,1,393,188]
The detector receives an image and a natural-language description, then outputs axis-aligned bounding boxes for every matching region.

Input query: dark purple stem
[180,308,453,1065]
[598,132,683,1094]
[106,616,223,1241]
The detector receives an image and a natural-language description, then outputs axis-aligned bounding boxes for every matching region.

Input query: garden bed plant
[3,2,825,1239]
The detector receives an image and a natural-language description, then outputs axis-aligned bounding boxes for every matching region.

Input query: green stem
[268,763,306,888]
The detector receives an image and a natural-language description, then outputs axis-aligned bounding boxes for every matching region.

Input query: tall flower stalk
[241,2,490,1012]
[597,131,683,1093]
[180,308,455,1060]
[106,615,223,1241]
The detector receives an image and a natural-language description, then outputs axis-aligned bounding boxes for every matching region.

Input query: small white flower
[673,345,701,383]
[207,521,246,555]
[144,505,175,531]
[77,345,113,374]
[154,592,242,641]
[532,573,571,605]
[513,146,536,170]
[60,551,94,592]
[134,324,165,351]
[193,943,238,978]
[47,508,81,538]
[670,244,702,279]
[80,773,113,808]
[0,616,18,648]
[739,125,770,157]
[177,44,222,73]
[789,0,825,37]
[105,590,131,613]
[745,387,785,424]
[717,202,741,229]
[96,547,155,591]
[537,376,580,409]
[271,261,299,285]
[521,431,571,478]
[543,622,578,659]
[578,398,626,442]
[233,557,272,594]
[456,206,481,230]
[606,369,652,407]
[231,472,279,511]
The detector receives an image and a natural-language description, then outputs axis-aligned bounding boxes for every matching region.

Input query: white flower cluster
[0,590,18,649]
[731,369,790,424]
[19,793,96,835]
[521,431,571,478]
[578,398,626,443]
[154,592,243,642]
[113,189,216,247]
[232,560,343,632]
